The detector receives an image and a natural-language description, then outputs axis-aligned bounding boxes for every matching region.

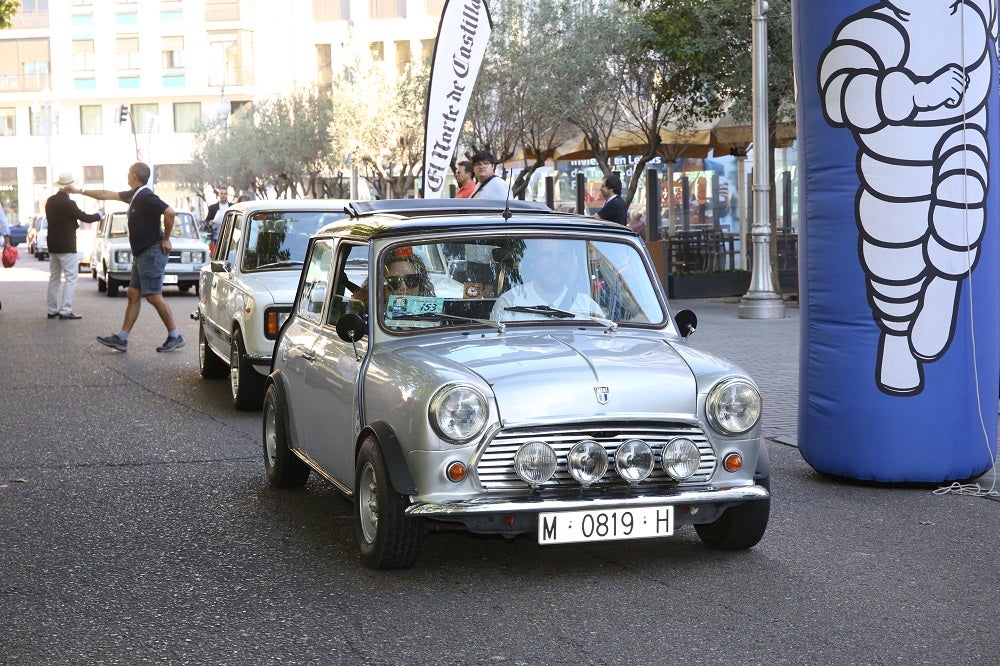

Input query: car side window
[325,243,368,326]
[221,213,242,265]
[296,239,335,324]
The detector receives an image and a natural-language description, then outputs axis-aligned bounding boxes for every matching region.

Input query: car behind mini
[263,199,770,569]
[194,199,351,410]
[91,210,208,297]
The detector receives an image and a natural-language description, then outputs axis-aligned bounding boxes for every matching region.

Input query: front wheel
[694,488,770,551]
[262,384,310,488]
[355,437,425,570]
[230,327,265,411]
[106,277,119,297]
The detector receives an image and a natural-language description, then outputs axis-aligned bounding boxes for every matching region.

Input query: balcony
[0,73,51,94]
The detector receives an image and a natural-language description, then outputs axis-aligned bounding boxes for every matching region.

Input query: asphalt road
[1,255,997,665]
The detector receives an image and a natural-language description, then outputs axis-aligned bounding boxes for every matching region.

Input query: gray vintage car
[265,199,769,569]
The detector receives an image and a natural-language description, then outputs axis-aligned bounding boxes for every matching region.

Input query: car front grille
[474,422,717,491]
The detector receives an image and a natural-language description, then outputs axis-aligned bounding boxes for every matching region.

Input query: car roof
[315,198,636,240]
[225,198,354,215]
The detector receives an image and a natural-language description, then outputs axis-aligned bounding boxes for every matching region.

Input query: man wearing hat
[44,172,101,320]
[470,150,511,199]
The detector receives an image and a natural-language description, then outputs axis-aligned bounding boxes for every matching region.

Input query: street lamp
[32,86,60,201]
[738,0,786,320]
[217,85,232,132]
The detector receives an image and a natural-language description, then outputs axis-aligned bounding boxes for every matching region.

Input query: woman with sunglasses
[352,247,436,325]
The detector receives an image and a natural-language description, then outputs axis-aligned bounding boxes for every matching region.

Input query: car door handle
[301,350,316,361]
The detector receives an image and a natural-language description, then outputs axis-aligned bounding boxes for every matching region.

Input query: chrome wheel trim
[230,338,240,398]
[359,462,378,544]
[198,329,208,368]
[263,401,277,467]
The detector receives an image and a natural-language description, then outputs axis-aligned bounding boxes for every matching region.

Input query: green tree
[183,87,339,200]
[633,0,794,127]
[633,0,794,284]
[329,59,428,199]
[0,0,18,30]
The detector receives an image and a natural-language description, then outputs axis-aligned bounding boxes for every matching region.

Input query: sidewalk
[675,297,800,446]
[678,297,999,491]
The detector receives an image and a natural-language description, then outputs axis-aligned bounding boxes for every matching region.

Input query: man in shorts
[64,162,185,352]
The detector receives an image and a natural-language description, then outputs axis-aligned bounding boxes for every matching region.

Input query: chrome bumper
[405,484,769,516]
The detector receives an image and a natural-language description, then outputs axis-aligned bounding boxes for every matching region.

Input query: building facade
[0,0,444,225]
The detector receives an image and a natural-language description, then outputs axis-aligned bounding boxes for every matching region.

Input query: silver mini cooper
[265,199,770,569]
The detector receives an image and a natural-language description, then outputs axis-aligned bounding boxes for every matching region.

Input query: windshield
[169,212,199,239]
[375,236,666,332]
[243,211,347,270]
[109,212,200,239]
[108,214,129,238]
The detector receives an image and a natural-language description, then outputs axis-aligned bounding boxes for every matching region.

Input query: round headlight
[706,378,761,435]
[567,440,609,486]
[662,437,701,480]
[614,439,654,483]
[430,384,489,443]
[514,441,557,487]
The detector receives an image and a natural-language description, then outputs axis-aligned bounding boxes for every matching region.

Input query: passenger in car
[490,238,604,321]
[352,246,435,315]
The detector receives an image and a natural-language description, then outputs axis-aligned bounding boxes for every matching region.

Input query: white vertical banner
[422,0,493,198]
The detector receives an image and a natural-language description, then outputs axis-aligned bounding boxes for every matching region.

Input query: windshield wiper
[502,304,575,318]
[256,260,303,269]
[388,311,505,333]
[503,304,618,331]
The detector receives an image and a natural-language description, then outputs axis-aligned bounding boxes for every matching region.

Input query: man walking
[64,162,185,352]
[45,173,101,320]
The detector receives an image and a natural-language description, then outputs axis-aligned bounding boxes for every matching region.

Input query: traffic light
[118,104,129,124]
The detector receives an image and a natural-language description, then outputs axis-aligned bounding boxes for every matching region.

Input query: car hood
[239,271,301,304]
[413,330,701,425]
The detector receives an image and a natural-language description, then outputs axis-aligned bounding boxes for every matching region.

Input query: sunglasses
[384,274,421,290]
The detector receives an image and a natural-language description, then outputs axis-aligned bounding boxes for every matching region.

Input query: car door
[291,240,369,487]
[203,210,242,354]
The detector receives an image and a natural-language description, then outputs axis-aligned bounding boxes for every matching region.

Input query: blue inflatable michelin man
[794,0,999,482]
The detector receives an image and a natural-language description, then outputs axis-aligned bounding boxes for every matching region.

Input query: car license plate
[538,505,674,544]
[163,274,178,285]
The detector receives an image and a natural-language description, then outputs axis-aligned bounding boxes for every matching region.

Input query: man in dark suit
[205,186,230,243]
[45,172,102,319]
[594,173,627,225]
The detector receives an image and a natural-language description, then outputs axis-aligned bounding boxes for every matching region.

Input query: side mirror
[674,309,697,339]
[210,259,229,273]
[336,312,368,343]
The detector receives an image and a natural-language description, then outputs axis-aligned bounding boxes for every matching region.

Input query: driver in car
[490,238,605,322]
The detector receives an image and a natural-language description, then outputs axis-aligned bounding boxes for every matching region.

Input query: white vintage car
[91,211,208,297]
[264,199,770,569]
[194,199,351,410]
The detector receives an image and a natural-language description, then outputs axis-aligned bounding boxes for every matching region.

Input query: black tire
[107,278,119,297]
[179,284,192,293]
[97,276,107,293]
[262,384,310,488]
[354,437,425,570]
[199,323,228,379]
[230,327,265,411]
[694,482,770,551]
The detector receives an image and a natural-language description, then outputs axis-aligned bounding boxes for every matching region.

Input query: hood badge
[594,386,609,405]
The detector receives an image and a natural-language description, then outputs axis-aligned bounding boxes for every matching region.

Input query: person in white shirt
[205,186,230,243]
[490,238,604,321]
[470,151,511,200]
